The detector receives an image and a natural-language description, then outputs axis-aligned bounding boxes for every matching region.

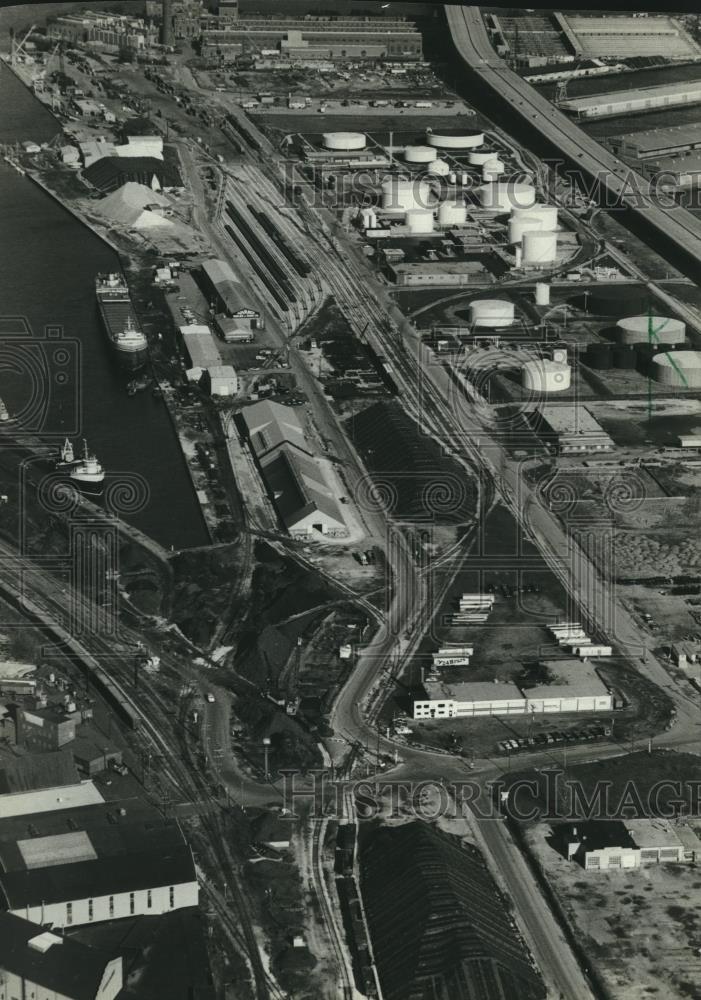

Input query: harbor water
[0,62,208,549]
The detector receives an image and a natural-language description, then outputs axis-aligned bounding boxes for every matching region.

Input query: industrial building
[610,123,701,161]
[560,14,701,60]
[0,912,123,1000]
[529,404,614,455]
[388,260,490,287]
[200,259,260,330]
[179,323,222,377]
[557,819,701,871]
[201,14,422,62]
[561,81,701,119]
[241,401,346,538]
[412,660,613,719]
[0,784,198,929]
[83,156,182,194]
[47,10,157,52]
[361,823,546,1000]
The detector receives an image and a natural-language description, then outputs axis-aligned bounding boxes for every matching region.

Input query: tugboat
[69,440,105,495]
[56,438,79,469]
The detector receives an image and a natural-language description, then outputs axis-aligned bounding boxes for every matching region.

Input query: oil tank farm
[405,209,435,234]
[469,299,515,327]
[425,127,484,149]
[651,350,701,387]
[478,182,536,212]
[437,200,467,226]
[522,230,558,266]
[404,144,437,163]
[522,358,571,392]
[615,314,685,346]
[323,131,366,150]
[381,177,431,214]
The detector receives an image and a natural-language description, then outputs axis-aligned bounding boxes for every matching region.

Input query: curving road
[446,5,701,279]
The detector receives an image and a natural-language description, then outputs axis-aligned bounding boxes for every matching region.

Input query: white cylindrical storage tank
[366,209,377,229]
[514,246,523,268]
[616,315,685,345]
[651,350,701,387]
[508,217,543,244]
[437,200,467,226]
[535,282,550,306]
[323,131,366,151]
[522,359,571,393]
[512,204,558,231]
[469,149,499,166]
[404,144,437,164]
[469,299,515,328]
[426,128,484,149]
[482,159,505,182]
[448,171,457,184]
[381,178,431,214]
[427,158,450,176]
[523,230,558,265]
[461,172,469,185]
[405,208,434,234]
[478,182,536,212]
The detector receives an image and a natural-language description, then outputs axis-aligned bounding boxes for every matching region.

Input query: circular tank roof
[654,350,701,369]
[322,131,366,147]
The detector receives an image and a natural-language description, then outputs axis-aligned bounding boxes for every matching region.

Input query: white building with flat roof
[413,660,612,719]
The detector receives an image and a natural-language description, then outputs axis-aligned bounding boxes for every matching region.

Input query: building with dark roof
[241,401,346,537]
[0,792,198,928]
[0,911,122,1000]
[84,156,182,193]
[360,822,546,1000]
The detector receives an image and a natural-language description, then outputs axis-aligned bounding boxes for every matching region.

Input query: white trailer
[462,593,494,604]
[433,656,471,667]
[571,644,613,658]
[451,614,489,624]
[435,646,474,657]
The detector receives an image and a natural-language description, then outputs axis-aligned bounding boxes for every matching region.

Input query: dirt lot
[524,822,701,1000]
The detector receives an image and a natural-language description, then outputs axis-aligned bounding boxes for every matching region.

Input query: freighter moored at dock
[95,273,148,371]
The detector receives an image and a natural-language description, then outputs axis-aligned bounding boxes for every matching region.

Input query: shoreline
[1,60,215,552]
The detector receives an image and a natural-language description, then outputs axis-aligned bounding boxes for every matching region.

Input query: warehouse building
[201,14,422,62]
[528,404,614,455]
[0,912,122,1000]
[48,10,157,52]
[0,788,198,929]
[413,661,612,719]
[84,156,182,194]
[200,259,260,330]
[242,400,346,538]
[557,819,701,871]
[610,123,701,161]
[561,81,701,119]
[523,660,613,713]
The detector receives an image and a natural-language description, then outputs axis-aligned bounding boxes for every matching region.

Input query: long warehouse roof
[619,122,701,156]
[562,79,701,112]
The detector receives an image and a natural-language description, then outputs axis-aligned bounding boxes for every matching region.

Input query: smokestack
[161,0,174,47]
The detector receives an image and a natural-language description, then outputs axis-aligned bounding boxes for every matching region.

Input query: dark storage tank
[635,344,656,375]
[613,346,637,370]
[585,343,613,369]
[579,285,649,317]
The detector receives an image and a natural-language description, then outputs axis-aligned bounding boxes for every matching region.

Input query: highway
[446,5,701,280]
